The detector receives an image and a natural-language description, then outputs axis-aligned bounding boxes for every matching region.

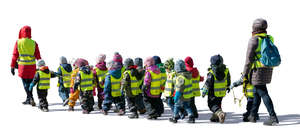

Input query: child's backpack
[258,36,281,67]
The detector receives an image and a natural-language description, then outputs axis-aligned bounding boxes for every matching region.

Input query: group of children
[27,52,254,124]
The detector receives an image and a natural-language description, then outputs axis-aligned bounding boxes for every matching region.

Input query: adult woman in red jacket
[10,26,42,106]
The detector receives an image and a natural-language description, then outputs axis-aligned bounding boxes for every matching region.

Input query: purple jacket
[144,65,161,98]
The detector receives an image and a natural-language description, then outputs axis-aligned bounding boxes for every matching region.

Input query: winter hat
[252,18,268,33]
[175,60,186,73]
[96,54,106,64]
[184,56,194,71]
[113,52,123,63]
[153,56,162,65]
[124,58,134,69]
[134,57,143,68]
[75,58,89,68]
[210,54,223,66]
[144,57,154,67]
[164,58,174,70]
[59,56,68,64]
[37,59,46,68]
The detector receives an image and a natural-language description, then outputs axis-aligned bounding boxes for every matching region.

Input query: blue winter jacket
[56,64,72,88]
[104,69,122,100]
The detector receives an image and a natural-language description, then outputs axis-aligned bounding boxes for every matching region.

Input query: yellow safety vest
[245,84,254,98]
[17,38,36,65]
[124,70,140,96]
[59,66,71,88]
[209,68,229,97]
[95,67,108,88]
[175,75,193,99]
[38,71,50,90]
[252,33,274,69]
[79,71,94,91]
[109,73,122,97]
[164,71,176,97]
[192,75,201,97]
[149,70,162,96]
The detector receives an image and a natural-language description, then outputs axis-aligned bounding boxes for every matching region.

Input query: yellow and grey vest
[245,84,254,98]
[164,71,176,97]
[17,38,36,65]
[192,75,201,97]
[175,75,193,99]
[209,68,229,97]
[109,73,122,97]
[252,33,274,69]
[59,66,71,88]
[124,70,140,96]
[149,70,162,96]
[79,71,94,91]
[95,67,108,88]
[38,71,50,90]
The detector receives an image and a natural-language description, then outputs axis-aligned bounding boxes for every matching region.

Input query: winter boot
[82,110,89,114]
[118,109,125,116]
[63,99,69,106]
[169,116,179,123]
[30,99,36,107]
[128,112,139,119]
[247,115,256,123]
[22,99,30,105]
[210,113,219,122]
[42,107,49,112]
[101,110,108,115]
[138,109,146,115]
[147,113,159,120]
[263,116,279,126]
[68,106,74,111]
[187,116,195,123]
[216,109,226,123]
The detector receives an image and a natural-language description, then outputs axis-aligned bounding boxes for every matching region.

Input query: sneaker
[263,116,279,126]
[118,109,125,116]
[63,99,69,106]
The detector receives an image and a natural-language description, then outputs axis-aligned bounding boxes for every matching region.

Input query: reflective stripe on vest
[246,84,254,98]
[149,70,162,96]
[79,71,94,91]
[192,75,201,97]
[124,70,140,96]
[209,68,229,97]
[59,66,72,88]
[175,75,193,99]
[38,71,50,90]
[252,33,274,68]
[17,38,36,65]
[164,71,175,97]
[95,68,108,88]
[110,74,122,97]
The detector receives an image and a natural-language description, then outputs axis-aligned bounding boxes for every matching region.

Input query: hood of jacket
[211,64,227,80]
[177,71,192,80]
[19,26,32,39]
[184,57,199,78]
[96,62,107,71]
[80,66,91,74]
[109,69,122,79]
[60,64,72,73]
[147,65,160,74]
[157,63,166,73]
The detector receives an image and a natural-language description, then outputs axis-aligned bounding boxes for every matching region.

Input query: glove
[11,68,15,76]
[200,76,204,82]
[201,88,208,98]
[93,87,96,96]
[29,83,34,92]
[230,79,243,89]
[70,87,74,94]
[174,91,182,103]
[226,88,230,93]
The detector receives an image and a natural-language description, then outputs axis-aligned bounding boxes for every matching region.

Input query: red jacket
[10,26,41,79]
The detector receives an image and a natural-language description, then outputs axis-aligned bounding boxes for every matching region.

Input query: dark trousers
[21,78,34,101]
[80,91,95,111]
[190,97,199,118]
[250,85,276,117]
[143,96,163,116]
[136,94,146,111]
[166,97,175,112]
[208,96,223,113]
[58,86,70,102]
[97,87,104,109]
[126,96,139,113]
[102,95,125,112]
[37,89,48,109]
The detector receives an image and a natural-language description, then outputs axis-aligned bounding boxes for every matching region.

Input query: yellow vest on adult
[79,71,94,91]
[38,71,50,90]
[124,70,140,96]
[95,67,108,88]
[58,66,72,88]
[149,70,162,96]
[17,38,36,65]
[252,33,274,69]
[175,75,193,100]
[209,68,229,97]
[164,71,176,97]
[192,75,201,97]
[109,74,122,97]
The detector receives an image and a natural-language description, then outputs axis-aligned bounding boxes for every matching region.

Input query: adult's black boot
[263,116,279,126]
[247,115,256,123]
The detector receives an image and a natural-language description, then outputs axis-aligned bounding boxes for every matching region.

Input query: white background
[1,0,300,136]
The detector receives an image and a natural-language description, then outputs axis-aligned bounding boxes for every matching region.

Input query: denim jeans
[173,100,194,118]
[250,85,276,117]
[21,78,33,101]
[58,86,70,102]
[166,97,175,112]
